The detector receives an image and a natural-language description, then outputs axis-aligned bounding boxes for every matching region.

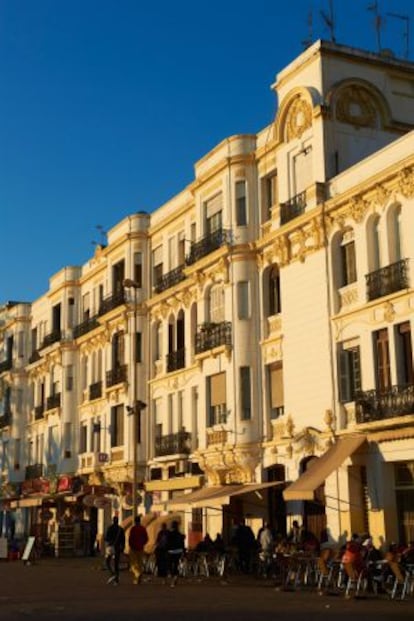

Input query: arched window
[366,215,381,272]
[340,228,357,287]
[387,204,403,263]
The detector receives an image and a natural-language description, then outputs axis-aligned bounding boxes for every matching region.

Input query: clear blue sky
[1,0,413,303]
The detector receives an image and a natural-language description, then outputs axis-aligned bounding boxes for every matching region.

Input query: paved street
[0,557,413,621]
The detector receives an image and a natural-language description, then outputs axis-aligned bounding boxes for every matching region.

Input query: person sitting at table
[341,533,364,581]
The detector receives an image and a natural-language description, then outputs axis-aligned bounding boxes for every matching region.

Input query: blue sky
[1,0,413,303]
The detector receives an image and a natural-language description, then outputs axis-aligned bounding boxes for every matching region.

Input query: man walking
[128,515,148,585]
[105,516,125,585]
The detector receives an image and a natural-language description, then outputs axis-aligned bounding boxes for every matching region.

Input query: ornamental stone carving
[335,85,378,128]
[286,97,313,140]
[374,183,391,208]
[383,301,395,323]
[398,167,414,198]
[349,195,369,223]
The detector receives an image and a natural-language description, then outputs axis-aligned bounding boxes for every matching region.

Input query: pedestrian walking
[166,520,185,587]
[155,522,169,579]
[128,515,149,585]
[105,516,125,585]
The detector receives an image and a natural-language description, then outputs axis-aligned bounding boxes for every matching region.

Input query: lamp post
[123,278,146,520]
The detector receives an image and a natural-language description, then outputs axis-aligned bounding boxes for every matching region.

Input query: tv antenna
[387,12,410,59]
[367,1,384,53]
[91,224,107,247]
[302,6,314,49]
[320,0,336,43]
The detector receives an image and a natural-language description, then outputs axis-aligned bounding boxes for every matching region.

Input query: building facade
[1,40,413,554]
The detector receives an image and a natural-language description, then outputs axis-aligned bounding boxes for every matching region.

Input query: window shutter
[270,364,284,408]
[205,193,223,218]
[339,349,351,403]
[210,372,226,406]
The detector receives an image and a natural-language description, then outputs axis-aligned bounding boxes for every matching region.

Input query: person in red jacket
[128,515,148,585]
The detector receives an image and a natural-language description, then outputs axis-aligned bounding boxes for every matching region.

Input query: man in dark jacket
[105,516,125,585]
[166,521,185,587]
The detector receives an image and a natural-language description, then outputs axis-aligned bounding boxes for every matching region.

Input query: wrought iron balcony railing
[99,289,126,316]
[195,321,232,354]
[154,430,192,457]
[34,404,45,420]
[28,350,41,364]
[166,348,185,373]
[355,383,414,423]
[280,191,306,225]
[366,258,409,301]
[0,359,12,373]
[46,393,61,410]
[185,228,231,266]
[41,329,61,349]
[25,463,43,480]
[0,411,11,429]
[89,381,103,400]
[106,364,127,387]
[154,264,186,294]
[73,315,100,338]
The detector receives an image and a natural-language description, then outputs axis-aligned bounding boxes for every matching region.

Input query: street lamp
[123,278,146,520]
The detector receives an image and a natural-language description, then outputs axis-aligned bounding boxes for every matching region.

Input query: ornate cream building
[1,40,413,553]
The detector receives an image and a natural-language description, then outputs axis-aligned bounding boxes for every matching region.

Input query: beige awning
[10,497,45,508]
[169,481,285,511]
[283,434,367,502]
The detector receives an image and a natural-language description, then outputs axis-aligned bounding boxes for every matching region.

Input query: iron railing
[25,463,43,480]
[73,315,100,338]
[154,430,192,457]
[99,289,126,316]
[89,381,103,400]
[41,329,61,349]
[154,265,186,294]
[355,384,414,423]
[166,348,185,373]
[365,258,409,301]
[280,191,306,225]
[46,393,61,410]
[195,321,232,354]
[106,364,127,387]
[185,228,231,265]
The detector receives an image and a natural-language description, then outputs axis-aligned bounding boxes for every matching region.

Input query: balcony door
[374,329,391,393]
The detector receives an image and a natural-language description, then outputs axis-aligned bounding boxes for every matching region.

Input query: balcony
[280,191,306,225]
[195,321,232,354]
[28,350,41,364]
[0,411,11,429]
[154,430,192,457]
[89,381,103,400]
[34,404,45,420]
[46,393,61,410]
[106,364,127,387]
[99,290,126,316]
[166,348,185,373]
[73,315,100,338]
[185,228,231,266]
[41,329,61,349]
[0,359,12,373]
[154,265,186,294]
[366,259,409,301]
[25,463,43,479]
[355,383,414,423]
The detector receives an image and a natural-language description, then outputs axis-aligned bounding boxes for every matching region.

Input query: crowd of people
[104,513,414,594]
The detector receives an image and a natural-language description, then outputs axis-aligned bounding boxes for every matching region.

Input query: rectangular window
[341,240,357,286]
[82,293,90,320]
[31,328,38,354]
[112,332,125,367]
[178,231,185,265]
[111,405,124,447]
[262,173,278,221]
[236,180,247,226]
[240,367,251,420]
[237,281,250,319]
[14,438,21,469]
[17,331,25,358]
[338,344,362,402]
[205,193,223,234]
[395,322,413,385]
[177,390,184,430]
[269,362,284,419]
[374,329,391,393]
[66,365,74,391]
[207,372,227,426]
[135,332,142,363]
[80,424,88,453]
[64,422,72,457]
[68,297,75,328]
[134,253,142,287]
[152,246,163,287]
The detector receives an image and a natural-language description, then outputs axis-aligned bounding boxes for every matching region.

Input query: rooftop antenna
[91,224,107,248]
[367,1,384,53]
[320,0,336,43]
[387,12,410,59]
[302,6,314,49]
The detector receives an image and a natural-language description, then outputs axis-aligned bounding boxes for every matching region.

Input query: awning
[169,481,285,511]
[283,434,367,502]
[10,497,45,509]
